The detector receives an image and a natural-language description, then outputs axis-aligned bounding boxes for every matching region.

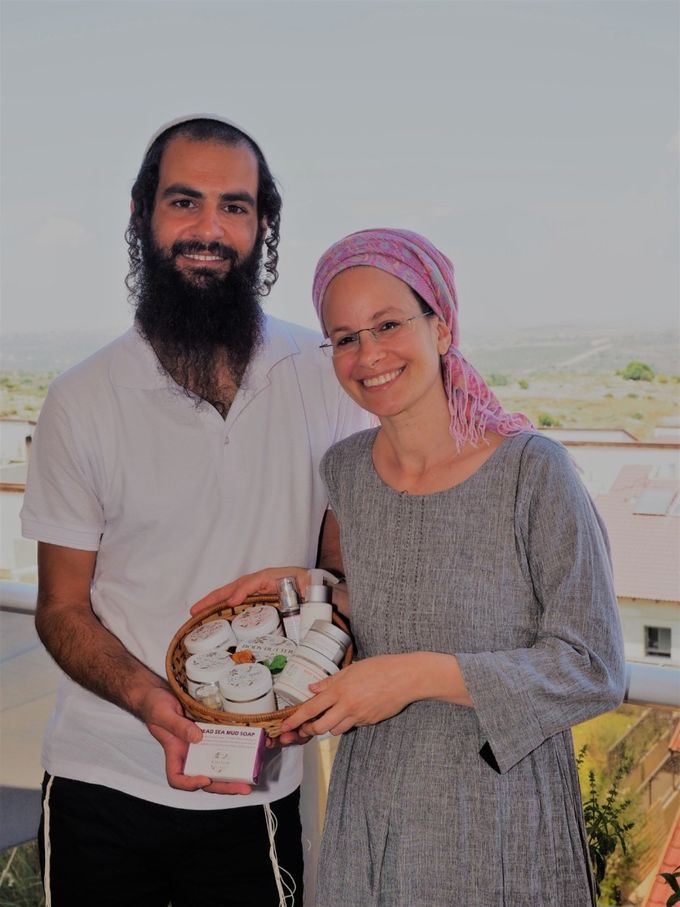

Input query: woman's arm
[281,651,472,737]
[455,439,625,773]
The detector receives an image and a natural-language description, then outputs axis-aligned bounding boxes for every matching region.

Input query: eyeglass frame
[319,311,436,358]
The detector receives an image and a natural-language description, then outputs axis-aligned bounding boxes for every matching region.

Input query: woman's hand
[280,655,416,737]
[190,567,309,615]
[280,651,473,738]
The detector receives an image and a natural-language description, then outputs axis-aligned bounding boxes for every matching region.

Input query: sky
[1,0,678,338]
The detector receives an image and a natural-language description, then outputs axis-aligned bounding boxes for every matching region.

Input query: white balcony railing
[1,580,678,709]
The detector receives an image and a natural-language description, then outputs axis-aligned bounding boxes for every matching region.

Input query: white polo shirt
[21,316,368,809]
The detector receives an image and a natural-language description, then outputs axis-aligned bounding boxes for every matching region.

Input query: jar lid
[219,663,274,701]
[184,619,237,655]
[185,650,233,682]
[296,645,339,675]
[231,605,281,642]
[309,620,351,649]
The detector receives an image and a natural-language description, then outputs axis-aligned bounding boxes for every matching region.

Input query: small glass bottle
[193,682,223,711]
[277,576,301,644]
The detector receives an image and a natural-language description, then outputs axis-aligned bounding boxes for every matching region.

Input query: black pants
[39,774,303,906]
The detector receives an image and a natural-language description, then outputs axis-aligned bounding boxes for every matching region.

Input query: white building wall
[618,597,680,666]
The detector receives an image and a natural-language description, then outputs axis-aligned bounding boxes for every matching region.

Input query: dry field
[2,368,679,442]
[492,371,679,441]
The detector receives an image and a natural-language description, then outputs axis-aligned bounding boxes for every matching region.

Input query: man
[21,117,368,905]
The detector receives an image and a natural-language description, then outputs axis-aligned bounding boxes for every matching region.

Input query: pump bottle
[299,568,339,641]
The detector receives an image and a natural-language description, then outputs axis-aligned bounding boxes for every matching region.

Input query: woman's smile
[360,367,404,388]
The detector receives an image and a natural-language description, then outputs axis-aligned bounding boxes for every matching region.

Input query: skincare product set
[179,570,351,716]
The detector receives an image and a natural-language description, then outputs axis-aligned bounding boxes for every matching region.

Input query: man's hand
[191,566,309,614]
[34,543,254,795]
[143,688,253,795]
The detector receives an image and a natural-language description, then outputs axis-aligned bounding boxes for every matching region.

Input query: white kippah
[142,113,256,157]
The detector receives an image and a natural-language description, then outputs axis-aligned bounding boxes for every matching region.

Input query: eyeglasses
[319,312,435,358]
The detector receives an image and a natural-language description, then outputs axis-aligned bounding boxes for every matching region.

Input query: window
[645,626,672,658]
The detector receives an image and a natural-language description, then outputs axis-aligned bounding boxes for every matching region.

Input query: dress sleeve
[21,386,104,551]
[455,437,625,774]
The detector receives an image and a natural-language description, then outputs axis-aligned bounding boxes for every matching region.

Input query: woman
[200,229,625,906]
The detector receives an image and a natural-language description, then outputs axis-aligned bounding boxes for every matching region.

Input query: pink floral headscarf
[312,228,533,447]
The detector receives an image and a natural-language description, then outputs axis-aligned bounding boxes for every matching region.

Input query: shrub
[577,746,635,901]
[486,373,509,387]
[518,378,529,390]
[538,412,561,428]
[617,361,655,381]
[658,374,669,384]
[603,393,614,399]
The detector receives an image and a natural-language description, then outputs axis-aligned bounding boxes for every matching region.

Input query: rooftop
[595,465,680,604]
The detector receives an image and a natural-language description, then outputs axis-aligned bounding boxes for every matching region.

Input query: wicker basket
[166,593,352,737]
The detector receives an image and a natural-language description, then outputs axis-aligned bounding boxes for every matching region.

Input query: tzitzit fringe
[43,775,55,906]
[263,802,297,906]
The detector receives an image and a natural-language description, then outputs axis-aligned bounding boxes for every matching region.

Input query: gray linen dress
[317,430,625,907]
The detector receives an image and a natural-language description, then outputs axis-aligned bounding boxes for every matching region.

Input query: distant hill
[2,324,679,377]
[1,328,125,373]
[460,326,680,377]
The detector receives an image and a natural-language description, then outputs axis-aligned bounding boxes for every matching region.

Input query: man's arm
[35,542,251,795]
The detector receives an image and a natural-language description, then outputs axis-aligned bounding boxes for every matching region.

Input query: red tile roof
[595,466,680,604]
[671,722,680,754]
[644,815,680,906]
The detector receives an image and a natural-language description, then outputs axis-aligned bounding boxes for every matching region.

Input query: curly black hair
[125,118,282,297]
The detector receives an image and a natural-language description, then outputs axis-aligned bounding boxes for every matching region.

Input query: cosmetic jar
[183,618,237,655]
[273,645,339,707]
[234,634,296,663]
[231,605,281,642]
[219,663,277,714]
[185,650,233,697]
[301,620,351,665]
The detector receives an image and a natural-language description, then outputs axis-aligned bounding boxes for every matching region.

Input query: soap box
[184,723,266,784]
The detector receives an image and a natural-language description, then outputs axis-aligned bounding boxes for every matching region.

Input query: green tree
[617,361,655,381]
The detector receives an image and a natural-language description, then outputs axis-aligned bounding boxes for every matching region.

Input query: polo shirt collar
[110,315,300,391]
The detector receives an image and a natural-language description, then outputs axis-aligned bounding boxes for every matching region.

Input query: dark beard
[133,234,265,416]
